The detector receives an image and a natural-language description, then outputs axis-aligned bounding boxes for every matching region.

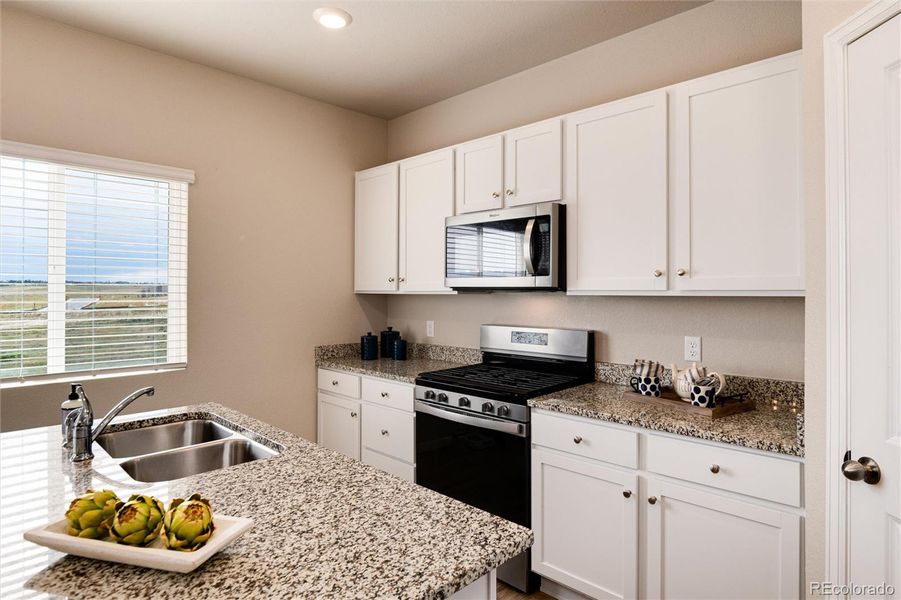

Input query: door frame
[824,0,901,586]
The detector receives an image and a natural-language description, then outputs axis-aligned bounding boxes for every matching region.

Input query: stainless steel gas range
[414,325,594,593]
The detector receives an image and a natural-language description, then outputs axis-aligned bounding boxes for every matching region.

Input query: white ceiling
[7,1,707,119]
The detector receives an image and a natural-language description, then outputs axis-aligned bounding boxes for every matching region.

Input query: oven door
[445,203,561,289]
[414,400,537,592]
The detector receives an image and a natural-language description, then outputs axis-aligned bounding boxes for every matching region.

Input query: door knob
[841,451,881,485]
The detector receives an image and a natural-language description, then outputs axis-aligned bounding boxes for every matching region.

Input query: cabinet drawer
[362,403,415,463]
[362,448,415,482]
[645,435,801,506]
[362,377,414,412]
[532,410,638,468]
[317,368,361,398]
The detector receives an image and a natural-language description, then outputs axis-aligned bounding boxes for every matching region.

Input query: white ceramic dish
[24,515,253,573]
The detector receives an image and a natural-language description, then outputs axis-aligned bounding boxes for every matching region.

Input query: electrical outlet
[426,320,435,338]
[684,336,702,362]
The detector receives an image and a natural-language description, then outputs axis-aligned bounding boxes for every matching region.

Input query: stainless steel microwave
[445,202,564,290]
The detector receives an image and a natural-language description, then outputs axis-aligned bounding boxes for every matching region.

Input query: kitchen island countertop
[1,403,532,599]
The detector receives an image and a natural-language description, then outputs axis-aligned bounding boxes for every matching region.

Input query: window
[0,141,192,385]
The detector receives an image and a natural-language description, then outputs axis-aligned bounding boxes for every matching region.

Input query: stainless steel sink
[96,420,233,458]
[117,438,278,483]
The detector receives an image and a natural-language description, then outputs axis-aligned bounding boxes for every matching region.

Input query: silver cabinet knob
[350,412,357,418]
[648,496,658,505]
[381,429,389,436]
[653,269,663,278]
[710,464,720,474]
[505,189,514,196]
[676,269,687,277]
[492,191,500,199]
[573,436,583,444]
[388,277,395,282]
[380,392,389,398]
[399,277,405,282]
[623,490,632,498]
[331,380,339,386]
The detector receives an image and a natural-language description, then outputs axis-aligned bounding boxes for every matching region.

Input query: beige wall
[800,0,868,594]
[0,9,388,435]
[384,0,806,382]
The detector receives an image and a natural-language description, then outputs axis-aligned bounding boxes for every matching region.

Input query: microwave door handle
[523,218,536,276]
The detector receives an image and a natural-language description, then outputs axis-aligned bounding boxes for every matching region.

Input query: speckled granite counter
[316,356,466,384]
[1,403,531,599]
[529,382,803,458]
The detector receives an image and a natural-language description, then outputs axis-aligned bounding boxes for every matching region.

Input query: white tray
[24,515,253,573]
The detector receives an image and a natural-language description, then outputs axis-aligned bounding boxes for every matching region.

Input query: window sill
[0,364,187,390]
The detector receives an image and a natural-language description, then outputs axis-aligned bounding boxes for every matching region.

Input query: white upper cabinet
[354,163,398,293]
[566,91,668,292]
[454,135,504,214]
[503,119,563,207]
[399,150,454,293]
[670,52,803,292]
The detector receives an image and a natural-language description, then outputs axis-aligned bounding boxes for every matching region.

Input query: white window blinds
[0,141,192,385]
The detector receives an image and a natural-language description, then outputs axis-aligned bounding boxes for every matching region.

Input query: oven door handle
[415,401,528,437]
[523,218,537,276]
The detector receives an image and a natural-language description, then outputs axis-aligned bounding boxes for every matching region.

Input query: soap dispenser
[61,384,83,434]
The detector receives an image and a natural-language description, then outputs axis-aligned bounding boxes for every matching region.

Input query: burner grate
[417,364,580,396]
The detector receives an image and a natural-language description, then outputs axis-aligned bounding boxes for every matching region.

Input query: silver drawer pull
[381,429,389,436]
[710,464,720,474]
[573,436,583,444]
[381,392,389,398]
[331,380,339,386]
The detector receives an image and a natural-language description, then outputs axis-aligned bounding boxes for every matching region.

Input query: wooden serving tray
[623,387,754,419]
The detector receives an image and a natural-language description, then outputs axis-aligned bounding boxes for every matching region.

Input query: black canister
[361,331,378,361]
[392,338,408,361]
[379,326,400,358]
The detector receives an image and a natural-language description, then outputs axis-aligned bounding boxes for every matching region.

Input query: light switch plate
[684,336,701,362]
[426,320,435,337]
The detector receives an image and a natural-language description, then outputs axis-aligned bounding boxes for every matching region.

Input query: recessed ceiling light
[313,7,352,30]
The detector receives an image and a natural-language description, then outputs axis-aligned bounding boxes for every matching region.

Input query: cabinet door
[504,119,562,207]
[645,479,800,600]
[671,53,803,292]
[565,91,668,292]
[454,135,503,214]
[399,150,454,292]
[532,447,638,599]
[317,392,360,460]
[354,163,398,293]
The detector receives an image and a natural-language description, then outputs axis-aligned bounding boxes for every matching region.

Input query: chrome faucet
[64,384,155,462]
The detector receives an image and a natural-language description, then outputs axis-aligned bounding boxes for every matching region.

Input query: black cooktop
[415,362,587,403]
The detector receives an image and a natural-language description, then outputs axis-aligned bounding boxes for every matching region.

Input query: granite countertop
[529,382,803,458]
[316,356,466,384]
[2,403,532,599]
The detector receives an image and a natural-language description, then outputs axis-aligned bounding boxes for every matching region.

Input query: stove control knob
[424,390,436,400]
[497,405,510,417]
[437,393,449,403]
[458,397,471,407]
[482,402,494,413]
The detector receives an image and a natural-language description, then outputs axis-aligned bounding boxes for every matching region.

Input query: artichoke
[65,489,120,539]
[109,494,165,546]
[162,494,215,552]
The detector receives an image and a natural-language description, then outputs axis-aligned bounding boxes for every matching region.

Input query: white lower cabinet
[532,447,638,600]
[645,478,800,600]
[531,410,802,600]
[317,392,361,460]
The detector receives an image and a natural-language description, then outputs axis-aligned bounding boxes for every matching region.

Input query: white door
[532,447,638,599]
[455,135,503,214]
[399,149,454,293]
[841,13,901,592]
[503,119,562,207]
[565,91,668,292]
[671,52,803,292]
[645,479,800,599]
[354,163,398,293]
[317,392,360,460]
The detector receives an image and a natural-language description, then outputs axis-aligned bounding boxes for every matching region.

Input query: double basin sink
[96,419,279,482]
